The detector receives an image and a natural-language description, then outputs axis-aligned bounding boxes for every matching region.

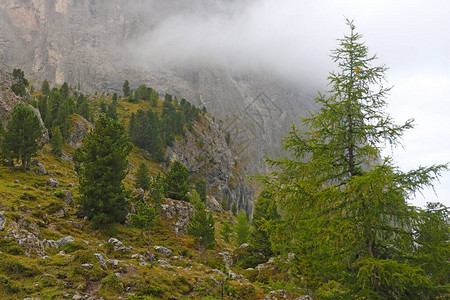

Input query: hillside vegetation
[0,21,449,300]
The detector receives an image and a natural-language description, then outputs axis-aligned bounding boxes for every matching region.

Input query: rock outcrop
[0,62,49,143]
[167,116,254,213]
[161,198,194,235]
[67,114,92,148]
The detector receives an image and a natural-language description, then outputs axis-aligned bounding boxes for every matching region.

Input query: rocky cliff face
[0,0,317,174]
[167,115,254,213]
[0,61,49,142]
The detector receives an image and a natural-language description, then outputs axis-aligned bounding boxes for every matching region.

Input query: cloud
[127,0,350,86]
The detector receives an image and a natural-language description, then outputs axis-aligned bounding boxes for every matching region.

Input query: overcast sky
[130,0,450,208]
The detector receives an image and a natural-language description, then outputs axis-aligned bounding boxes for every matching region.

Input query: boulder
[56,236,75,247]
[157,258,170,264]
[47,178,59,187]
[31,159,47,175]
[154,245,173,257]
[131,253,145,261]
[67,115,92,148]
[218,251,233,268]
[42,239,59,248]
[108,238,132,252]
[8,229,45,257]
[206,195,223,213]
[161,198,194,235]
[0,211,5,230]
[94,253,108,269]
[61,190,73,205]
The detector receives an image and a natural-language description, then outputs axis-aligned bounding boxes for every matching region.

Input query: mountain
[0,0,317,173]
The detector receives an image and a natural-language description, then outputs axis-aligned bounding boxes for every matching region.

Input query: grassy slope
[0,93,267,300]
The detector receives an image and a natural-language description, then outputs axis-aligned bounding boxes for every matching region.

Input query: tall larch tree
[259,20,447,299]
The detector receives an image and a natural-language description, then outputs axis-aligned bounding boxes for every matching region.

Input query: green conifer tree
[164,160,189,201]
[135,162,151,191]
[187,190,216,251]
[259,20,447,298]
[123,80,130,97]
[1,104,43,168]
[75,115,132,227]
[41,80,50,96]
[235,210,250,246]
[220,222,233,243]
[50,127,63,156]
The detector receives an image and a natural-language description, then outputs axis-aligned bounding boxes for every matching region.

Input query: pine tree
[234,210,250,246]
[231,202,237,216]
[50,127,63,156]
[135,162,151,191]
[187,190,216,251]
[60,82,69,99]
[248,190,279,264]
[150,89,159,107]
[164,160,189,201]
[41,80,50,96]
[193,179,207,202]
[123,80,130,97]
[1,104,43,168]
[260,20,447,298]
[11,69,29,97]
[106,101,118,120]
[220,221,233,243]
[75,115,132,227]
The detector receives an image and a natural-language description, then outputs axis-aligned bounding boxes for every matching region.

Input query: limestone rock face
[167,116,254,213]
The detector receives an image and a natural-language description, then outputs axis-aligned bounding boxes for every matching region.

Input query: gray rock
[154,245,173,257]
[157,258,169,264]
[42,239,58,248]
[218,251,233,268]
[67,221,82,230]
[81,264,94,269]
[67,115,92,148]
[161,199,194,235]
[212,269,226,277]
[0,211,5,230]
[94,253,108,269]
[108,238,132,252]
[8,229,45,257]
[13,179,20,184]
[131,253,145,261]
[47,178,59,187]
[61,190,73,205]
[67,183,76,188]
[139,261,149,266]
[227,270,238,279]
[33,161,47,175]
[56,236,75,247]
[209,276,219,285]
[206,195,223,213]
[108,259,120,269]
